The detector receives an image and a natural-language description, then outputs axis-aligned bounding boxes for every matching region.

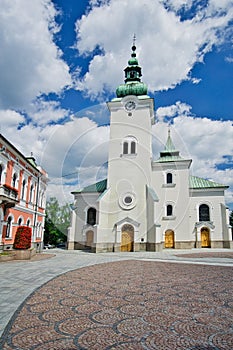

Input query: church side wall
[152,162,192,248]
[189,190,229,248]
[70,193,100,249]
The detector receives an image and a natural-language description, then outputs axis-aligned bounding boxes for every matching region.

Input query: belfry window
[131,141,136,154]
[123,142,128,155]
[122,137,137,155]
[199,204,210,222]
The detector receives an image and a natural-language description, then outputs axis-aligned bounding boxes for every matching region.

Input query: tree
[44,197,71,246]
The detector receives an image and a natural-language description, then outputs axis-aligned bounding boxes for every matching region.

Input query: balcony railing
[0,184,19,206]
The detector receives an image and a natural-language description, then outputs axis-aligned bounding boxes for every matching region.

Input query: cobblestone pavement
[0,251,233,350]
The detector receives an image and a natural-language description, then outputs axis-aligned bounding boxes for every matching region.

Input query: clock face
[125,100,136,111]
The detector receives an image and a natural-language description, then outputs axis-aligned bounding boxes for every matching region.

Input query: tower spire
[115,38,148,98]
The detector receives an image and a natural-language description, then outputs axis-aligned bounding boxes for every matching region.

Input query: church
[67,44,232,252]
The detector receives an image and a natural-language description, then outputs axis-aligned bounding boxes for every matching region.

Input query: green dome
[116,82,148,98]
[128,57,138,65]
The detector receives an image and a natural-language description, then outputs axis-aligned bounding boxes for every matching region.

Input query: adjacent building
[0,134,48,251]
[68,45,232,252]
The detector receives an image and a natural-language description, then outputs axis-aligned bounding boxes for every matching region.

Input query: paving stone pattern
[0,260,232,350]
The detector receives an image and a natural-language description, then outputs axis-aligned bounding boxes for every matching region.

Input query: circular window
[124,196,133,204]
[119,192,136,210]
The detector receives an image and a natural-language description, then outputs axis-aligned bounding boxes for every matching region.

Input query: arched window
[87,207,97,226]
[21,179,26,200]
[0,164,3,184]
[18,217,23,226]
[199,204,210,222]
[123,142,128,154]
[122,137,137,155]
[12,173,17,188]
[131,141,136,154]
[26,219,30,227]
[29,185,34,203]
[167,204,173,216]
[167,173,173,184]
[6,216,13,238]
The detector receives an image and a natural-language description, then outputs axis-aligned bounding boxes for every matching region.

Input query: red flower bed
[13,226,32,249]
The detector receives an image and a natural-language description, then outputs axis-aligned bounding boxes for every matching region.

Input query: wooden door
[121,225,134,252]
[165,230,174,248]
[201,228,210,247]
[86,230,94,248]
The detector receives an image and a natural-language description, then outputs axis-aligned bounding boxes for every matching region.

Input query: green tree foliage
[44,197,71,246]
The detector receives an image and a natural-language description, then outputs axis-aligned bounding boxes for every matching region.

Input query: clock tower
[97,43,155,252]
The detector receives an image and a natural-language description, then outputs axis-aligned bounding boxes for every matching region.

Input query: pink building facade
[0,134,48,251]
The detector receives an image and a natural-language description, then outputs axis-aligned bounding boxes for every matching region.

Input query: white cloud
[155,101,192,122]
[0,109,25,128]
[28,99,71,126]
[74,0,233,97]
[0,0,71,110]
[40,116,109,178]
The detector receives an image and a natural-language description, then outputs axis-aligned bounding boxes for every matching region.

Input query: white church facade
[68,45,232,253]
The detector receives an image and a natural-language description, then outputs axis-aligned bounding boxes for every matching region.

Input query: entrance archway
[165,230,175,248]
[121,224,134,252]
[86,230,94,248]
[201,227,210,248]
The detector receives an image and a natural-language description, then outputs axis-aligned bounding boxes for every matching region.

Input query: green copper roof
[156,129,183,162]
[116,82,148,98]
[72,179,107,194]
[189,176,228,189]
[155,155,183,163]
[116,44,148,98]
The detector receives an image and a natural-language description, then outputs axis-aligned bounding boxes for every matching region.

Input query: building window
[0,164,3,184]
[167,204,173,216]
[123,142,128,154]
[131,141,136,154]
[18,217,23,226]
[21,179,26,200]
[26,219,30,227]
[29,185,34,203]
[167,173,173,184]
[6,216,13,238]
[12,173,17,188]
[199,204,210,222]
[122,137,137,155]
[87,207,97,226]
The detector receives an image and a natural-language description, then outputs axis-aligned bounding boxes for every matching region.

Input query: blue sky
[0,0,232,209]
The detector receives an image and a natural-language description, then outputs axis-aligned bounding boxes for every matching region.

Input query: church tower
[96,43,155,252]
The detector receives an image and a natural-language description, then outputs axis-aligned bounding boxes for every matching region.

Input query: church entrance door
[86,230,94,248]
[201,227,210,247]
[121,224,134,252]
[165,230,175,248]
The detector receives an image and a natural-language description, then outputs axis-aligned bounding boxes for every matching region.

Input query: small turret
[116,39,148,98]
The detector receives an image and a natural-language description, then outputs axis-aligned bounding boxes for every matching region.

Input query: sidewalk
[0,248,232,345]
